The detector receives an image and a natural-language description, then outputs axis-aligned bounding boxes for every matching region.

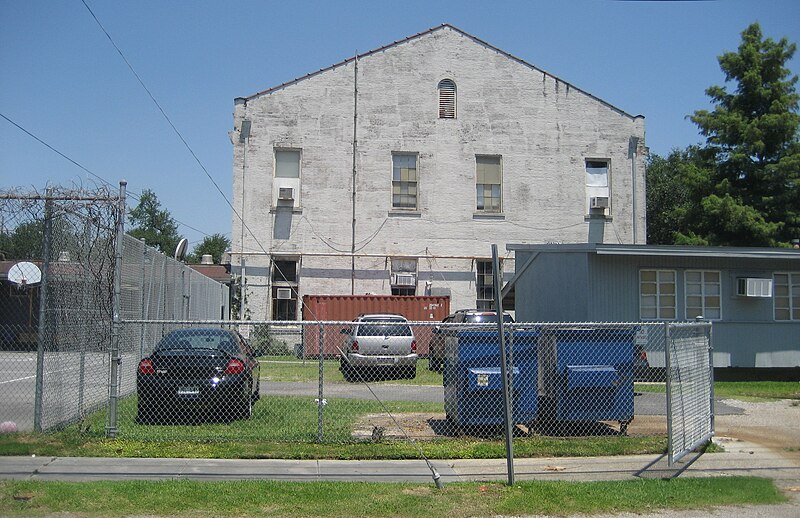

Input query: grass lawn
[0,477,786,517]
[635,381,800,400]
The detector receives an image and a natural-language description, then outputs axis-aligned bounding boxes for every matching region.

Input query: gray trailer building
[506,243,800,378]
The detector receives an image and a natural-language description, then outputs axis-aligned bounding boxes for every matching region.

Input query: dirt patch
[353,399,800,458]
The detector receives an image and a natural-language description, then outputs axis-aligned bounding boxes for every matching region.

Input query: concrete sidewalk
[0,436,798,487]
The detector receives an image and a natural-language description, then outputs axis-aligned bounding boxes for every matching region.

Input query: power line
[1,111,216,241]
[80,0,264,256]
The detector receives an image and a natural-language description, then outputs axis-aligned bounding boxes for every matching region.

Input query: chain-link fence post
[317,323,325,442]
[105,181,126,438]
[492,244,514,486]
[33,193,53,433]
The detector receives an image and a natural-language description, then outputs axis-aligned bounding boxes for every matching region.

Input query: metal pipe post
[33,192,53,432]
[492,244,515,486]
[106,181,126,438]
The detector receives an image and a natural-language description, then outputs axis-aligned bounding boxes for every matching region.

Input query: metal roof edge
[506,243,800,260]
[237,24,642,119]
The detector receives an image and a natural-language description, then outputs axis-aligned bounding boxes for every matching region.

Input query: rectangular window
[476,156,502,212]
[275,150,300,178]
[586,160,610,213]
[476,260,496,310]
[272,260,297,282]
[271,258,298,320]
[685,270,721,320]
[639,270,676,320]
[392,154,418,209]
[272,287,297,320]
[774,272,800,321]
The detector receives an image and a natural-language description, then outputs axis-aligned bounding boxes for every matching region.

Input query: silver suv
[339,314,418,381]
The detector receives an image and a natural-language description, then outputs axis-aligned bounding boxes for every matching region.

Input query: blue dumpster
[443,329,538,427]
[538,327,636,426]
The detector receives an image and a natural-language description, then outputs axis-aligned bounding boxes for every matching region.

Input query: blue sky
[1,0,798,249]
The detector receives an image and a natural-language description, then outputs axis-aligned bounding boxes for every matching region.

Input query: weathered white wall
[231,26,646,319]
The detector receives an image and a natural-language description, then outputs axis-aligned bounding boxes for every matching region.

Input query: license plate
[376,357,396,366]
[177,386,200,396]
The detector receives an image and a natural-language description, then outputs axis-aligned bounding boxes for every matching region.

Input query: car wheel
[252,379,261,402]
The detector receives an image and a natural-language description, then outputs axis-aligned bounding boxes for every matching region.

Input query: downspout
[629,136,640,244]
[351,53,359,295]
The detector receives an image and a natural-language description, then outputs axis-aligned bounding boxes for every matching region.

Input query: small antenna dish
[7,261,42,287]
[174,238,189,262]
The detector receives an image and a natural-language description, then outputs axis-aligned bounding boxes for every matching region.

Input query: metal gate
[665,321,714,465]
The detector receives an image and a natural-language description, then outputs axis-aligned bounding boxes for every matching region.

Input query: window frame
[391,153,419,210]
[585,159,611,214]
[274,149,301,179]
[639,269,677,321]
[684,270,722,320]
[774,272,800,321]
[475,259,498,310]
[475,155,502,213]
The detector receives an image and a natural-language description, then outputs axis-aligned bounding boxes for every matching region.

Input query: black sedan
[136,328,261,424]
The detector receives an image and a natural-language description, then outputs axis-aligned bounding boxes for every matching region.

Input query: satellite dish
[7,261,42,287]
[174,238,189,262]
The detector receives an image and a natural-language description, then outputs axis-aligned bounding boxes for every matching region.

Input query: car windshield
[465,313,514,324]
[158,331,238,353]
[358,320,412,336]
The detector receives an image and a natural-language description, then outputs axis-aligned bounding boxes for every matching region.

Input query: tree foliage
[127,190,183,256]
[187,233,230,264]
[0,221,44,260]
[648,23,799,246]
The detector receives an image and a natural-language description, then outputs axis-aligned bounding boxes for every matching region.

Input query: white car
[339,314,418,381]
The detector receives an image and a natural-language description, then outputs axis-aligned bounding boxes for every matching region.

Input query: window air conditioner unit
[391,273,416,286]
[276,288,293,300]
[278,187,294,201]
[736,278,772,298]
[590,196,609,209]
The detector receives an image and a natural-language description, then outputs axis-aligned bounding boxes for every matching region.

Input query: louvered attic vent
[438,79,456,118]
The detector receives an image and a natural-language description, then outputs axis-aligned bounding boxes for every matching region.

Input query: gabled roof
[237,24,642,120]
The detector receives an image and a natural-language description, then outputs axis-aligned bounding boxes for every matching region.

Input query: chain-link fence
[100,320,685,445]
[0,186,122,432]
[666,321,714,465]
[0,186,230,433]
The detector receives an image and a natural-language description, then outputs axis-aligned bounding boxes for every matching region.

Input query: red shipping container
[301,295,450,357]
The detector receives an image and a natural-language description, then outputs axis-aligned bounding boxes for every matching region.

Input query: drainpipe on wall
[629,136,640,244]
[350,54,359,295]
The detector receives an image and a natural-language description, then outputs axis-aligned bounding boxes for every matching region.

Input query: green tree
[683,22,799,246]
[0,221,44,260]
[187,233,230,264]
[127,190,183,256]
[646,149,698,244]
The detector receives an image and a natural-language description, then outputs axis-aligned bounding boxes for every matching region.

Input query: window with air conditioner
[273,149,301,208]
[271,257,299,320]
[390,258,417,296]
[586,160,610,214]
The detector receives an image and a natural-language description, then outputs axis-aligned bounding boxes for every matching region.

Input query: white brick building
[230,24,646,320]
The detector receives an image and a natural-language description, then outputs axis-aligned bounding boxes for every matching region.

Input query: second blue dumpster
[537,326,637,430]
[443,329,538,428]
